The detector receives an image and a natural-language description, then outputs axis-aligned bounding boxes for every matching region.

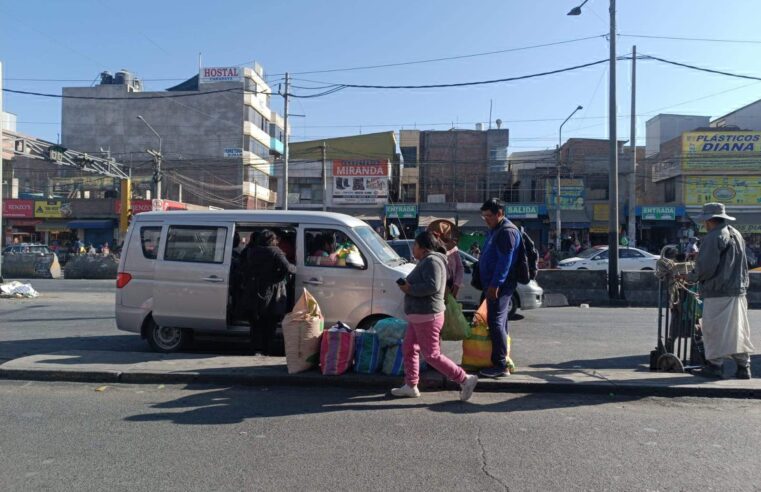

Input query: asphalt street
[1,380,760,491]
[1,279,759,374]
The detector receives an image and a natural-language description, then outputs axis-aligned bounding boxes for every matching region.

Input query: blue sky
[2,0,760,152]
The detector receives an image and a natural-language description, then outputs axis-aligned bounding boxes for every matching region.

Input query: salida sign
[199,66,242,84]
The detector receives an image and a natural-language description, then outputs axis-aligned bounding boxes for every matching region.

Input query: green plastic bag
[441,293,471,341]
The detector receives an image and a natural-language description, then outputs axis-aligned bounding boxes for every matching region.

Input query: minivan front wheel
[146,320,187,353]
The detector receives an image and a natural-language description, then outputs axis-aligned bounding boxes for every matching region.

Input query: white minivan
[115,210,413,352]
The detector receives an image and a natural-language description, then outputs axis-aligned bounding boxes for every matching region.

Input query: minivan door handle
[303,278,323,286]
[202,275,224,283]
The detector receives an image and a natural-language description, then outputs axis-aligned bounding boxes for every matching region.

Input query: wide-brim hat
[427,219,459,250]
[695,202,735,222]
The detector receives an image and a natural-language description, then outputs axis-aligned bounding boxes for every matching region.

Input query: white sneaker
[391,384,420,398]
[459,375,478,401]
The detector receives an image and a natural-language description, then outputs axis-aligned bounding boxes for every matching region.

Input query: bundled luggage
[282,289,324,374]
[320,322,355,376]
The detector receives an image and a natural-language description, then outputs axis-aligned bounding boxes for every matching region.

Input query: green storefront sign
[641,206,676,221]
[505,205,539,219]
[385,204,418,219]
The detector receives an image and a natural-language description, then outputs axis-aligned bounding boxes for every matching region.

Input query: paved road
[1,280,760,374]
[1,380,760,491]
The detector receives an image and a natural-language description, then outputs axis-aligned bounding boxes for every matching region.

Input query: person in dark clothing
[478,198,522,378]
[246,229,297,354]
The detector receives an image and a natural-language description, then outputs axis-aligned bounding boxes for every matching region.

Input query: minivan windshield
[354,226,403,265]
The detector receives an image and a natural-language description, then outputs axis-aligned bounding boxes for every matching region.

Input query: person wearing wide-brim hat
[427,219,464,298]
[680,202,754,379]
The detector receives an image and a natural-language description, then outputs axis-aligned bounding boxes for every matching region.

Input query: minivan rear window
[140,227,162,259]
[164,226,227,264]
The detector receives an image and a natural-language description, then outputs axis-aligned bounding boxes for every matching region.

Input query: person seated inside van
[307,232,339,266]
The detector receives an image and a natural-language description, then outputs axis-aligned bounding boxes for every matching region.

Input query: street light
[136,115,163,200]
[568,0,619,299]
[556,104,583,251]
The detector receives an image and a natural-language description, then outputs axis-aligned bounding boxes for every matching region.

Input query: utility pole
[0,60,4,282]
[321,140,327,211]
[283,73,290,211]
[137,115,162,200]
[607,0,620,299]
[628,45,637,248]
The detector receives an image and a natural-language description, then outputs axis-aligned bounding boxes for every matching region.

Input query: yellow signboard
[593,204,609,221]
[34,200,70,218]
[684,176,761,206]
[682,131,761,170]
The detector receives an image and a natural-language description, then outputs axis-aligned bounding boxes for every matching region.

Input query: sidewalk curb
[2,366,759,399]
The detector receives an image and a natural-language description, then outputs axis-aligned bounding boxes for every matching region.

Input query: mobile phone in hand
[396,278,406,286]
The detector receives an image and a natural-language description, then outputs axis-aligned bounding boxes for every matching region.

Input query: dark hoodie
[404,251,448,315]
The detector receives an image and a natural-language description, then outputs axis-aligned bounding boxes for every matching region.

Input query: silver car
[387,240,543,317]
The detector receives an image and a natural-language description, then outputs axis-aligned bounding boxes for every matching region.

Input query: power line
[267,34,607,76]
[640,53,761,82]
[621,33,761,45]
[2,87,254,100]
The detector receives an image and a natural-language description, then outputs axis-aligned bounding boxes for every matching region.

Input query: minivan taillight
[116,272,132,289]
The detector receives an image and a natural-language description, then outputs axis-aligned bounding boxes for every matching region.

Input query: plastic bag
[372,318,408,347]
[319,322,355,375]
[282,288,324,374]
[441,293,471,341]
[354,330,381,374]
[381,344,405,376]
[461,322,514,372]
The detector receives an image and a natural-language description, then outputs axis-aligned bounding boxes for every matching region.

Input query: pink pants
[403,312,467,387]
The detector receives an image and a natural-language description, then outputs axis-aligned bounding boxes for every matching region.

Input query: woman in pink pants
[392,231,478,401]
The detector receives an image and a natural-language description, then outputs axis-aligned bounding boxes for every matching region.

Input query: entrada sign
[641,206,676,221]
[385,204,417,219]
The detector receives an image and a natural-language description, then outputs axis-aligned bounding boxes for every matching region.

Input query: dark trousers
[250,313,279,354]
[486,287,514,370]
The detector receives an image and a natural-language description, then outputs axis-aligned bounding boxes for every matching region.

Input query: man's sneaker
[390,384,420,398]
[460,375,478,401]
[735,365,752,380]
[692,363,723,378]
[479,366,508,379]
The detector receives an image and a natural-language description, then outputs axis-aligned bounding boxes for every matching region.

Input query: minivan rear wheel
[146,319,187,353]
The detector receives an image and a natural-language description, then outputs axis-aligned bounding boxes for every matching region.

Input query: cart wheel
[656,354,685,373]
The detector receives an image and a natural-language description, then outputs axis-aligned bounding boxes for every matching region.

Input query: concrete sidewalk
[1,349,759,399]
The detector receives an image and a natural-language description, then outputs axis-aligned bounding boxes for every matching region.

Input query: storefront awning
[549,209,591,228]
[67,219,116,229]
[35,220,71,232]
[689,210,761,234]
[456,213,484,229]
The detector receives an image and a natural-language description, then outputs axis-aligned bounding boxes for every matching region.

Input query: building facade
[61,65,284,210]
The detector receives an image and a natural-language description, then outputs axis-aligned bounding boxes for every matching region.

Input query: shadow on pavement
[530,354,649,371]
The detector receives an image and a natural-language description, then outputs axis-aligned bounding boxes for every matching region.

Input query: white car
[558,246,659,271]
[387,240,543,317]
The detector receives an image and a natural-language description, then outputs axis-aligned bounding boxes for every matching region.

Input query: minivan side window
[140,227,162,260]
[304,228,365,269]
[164,226,228,264]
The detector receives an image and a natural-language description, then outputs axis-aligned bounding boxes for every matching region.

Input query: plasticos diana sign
[682,131,761,170]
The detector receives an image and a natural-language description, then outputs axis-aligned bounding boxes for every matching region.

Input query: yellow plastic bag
[461,322,514,372]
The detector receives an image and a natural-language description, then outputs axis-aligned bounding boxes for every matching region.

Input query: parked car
[2,243,55,257]
[557,246,659,271]
[387,239,543,317]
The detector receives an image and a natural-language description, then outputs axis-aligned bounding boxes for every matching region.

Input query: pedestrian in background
[478,198,522,378]
[469,242,481,259]
[683,203,754,379]
[428,220,464,299]
[246,229,297,355]
[392,231,478,401]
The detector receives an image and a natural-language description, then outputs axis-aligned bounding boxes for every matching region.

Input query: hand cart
[649,248,706,372]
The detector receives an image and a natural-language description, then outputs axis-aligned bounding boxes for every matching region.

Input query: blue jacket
[479,218,521,291]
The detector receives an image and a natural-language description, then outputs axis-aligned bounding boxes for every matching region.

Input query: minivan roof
[133,210,370,228]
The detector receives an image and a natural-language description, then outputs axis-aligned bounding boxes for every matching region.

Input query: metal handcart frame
[650,248,706,372]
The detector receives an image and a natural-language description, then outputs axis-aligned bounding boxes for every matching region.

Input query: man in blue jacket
[479,198,522,378]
